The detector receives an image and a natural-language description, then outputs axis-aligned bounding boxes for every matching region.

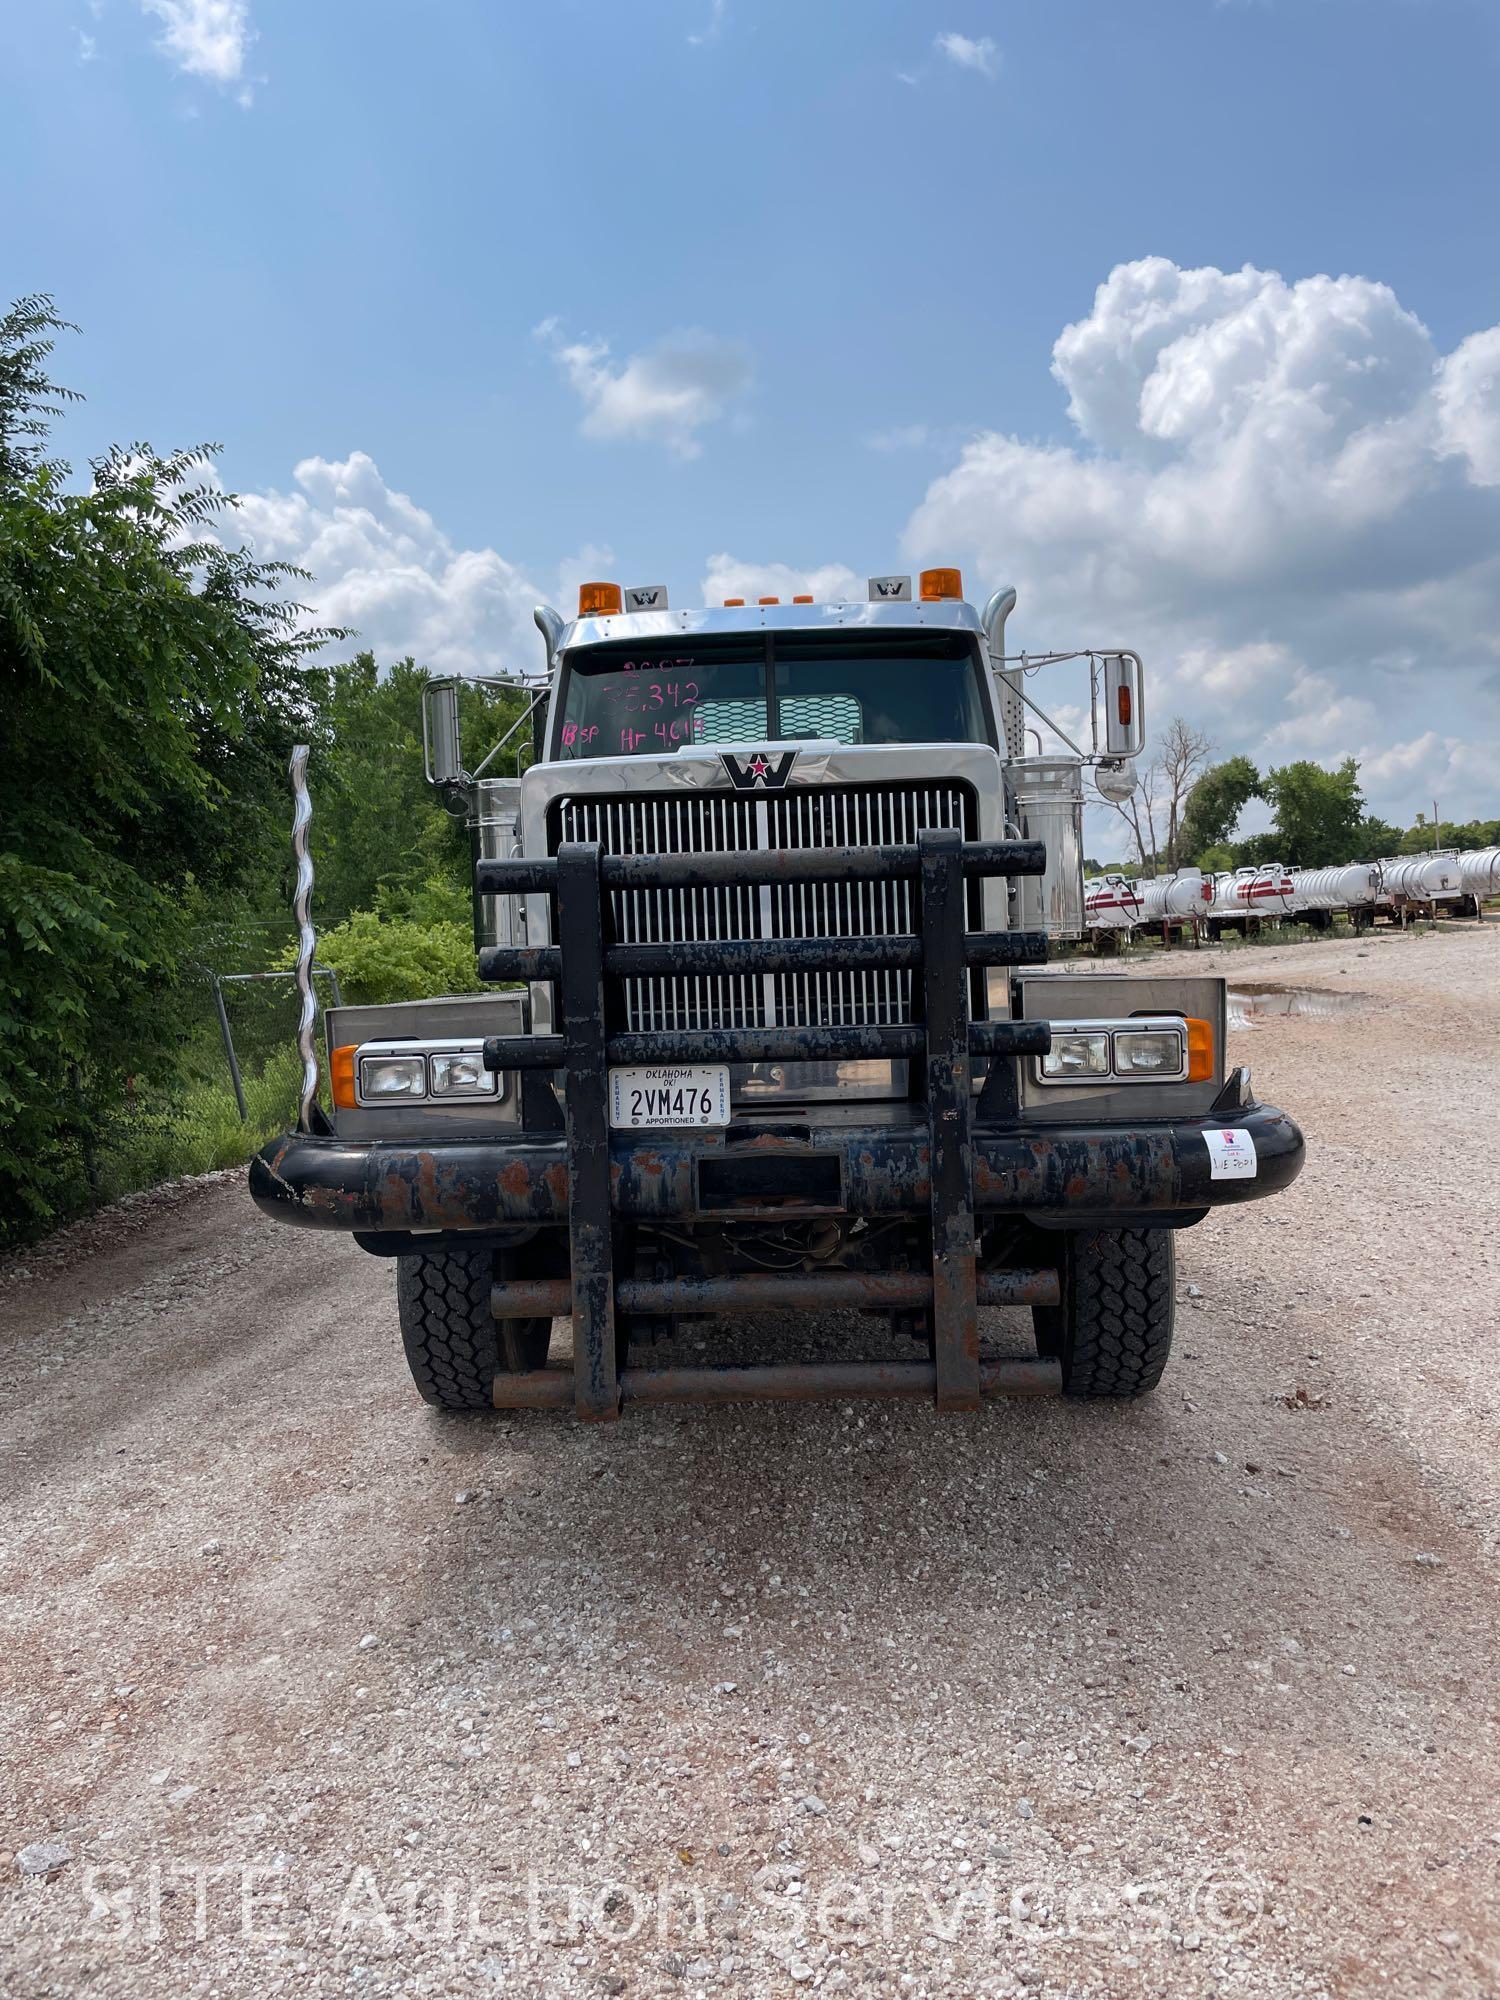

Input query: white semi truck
[252,570,1304,1419]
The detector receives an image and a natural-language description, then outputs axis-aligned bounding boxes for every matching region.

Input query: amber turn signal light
[1185,1018,1215,1082]
[918,567,963,601]
[578,581,623,616]
[330,1044,357,1109]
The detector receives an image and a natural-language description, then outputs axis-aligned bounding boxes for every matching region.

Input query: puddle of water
[1228,984,1371,1027]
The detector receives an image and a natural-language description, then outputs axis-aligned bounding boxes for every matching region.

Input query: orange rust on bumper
[249,1105,1303,1238]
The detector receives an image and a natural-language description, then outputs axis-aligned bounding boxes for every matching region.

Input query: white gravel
[2,918,1498,1996]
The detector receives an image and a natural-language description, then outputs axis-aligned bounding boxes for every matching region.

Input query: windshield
[555,632,992,760]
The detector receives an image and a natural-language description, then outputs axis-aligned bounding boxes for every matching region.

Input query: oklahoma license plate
[608,1064,731,1130]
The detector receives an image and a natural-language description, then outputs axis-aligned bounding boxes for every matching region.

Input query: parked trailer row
[1081,850,1497,945]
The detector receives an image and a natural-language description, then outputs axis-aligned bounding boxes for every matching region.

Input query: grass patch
[89,1043,304,1204]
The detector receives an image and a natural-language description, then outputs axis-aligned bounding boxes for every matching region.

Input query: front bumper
[249,1098,1304,1247]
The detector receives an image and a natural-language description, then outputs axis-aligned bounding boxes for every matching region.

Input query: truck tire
[1032,1228,1175,1399]
[397,1249,551,1410]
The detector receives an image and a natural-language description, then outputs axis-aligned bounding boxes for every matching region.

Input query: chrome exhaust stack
[289,744,320,1133]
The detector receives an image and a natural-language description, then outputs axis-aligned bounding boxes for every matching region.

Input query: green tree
[302,652,532,925]
[0,295,336,1237]
[1260,758,1366,867]
[1355,815,1404,857]
[1230,831,1283,868]
[1397,815,1436,855]
[1179,756,1261,864]
[1390,812,1497,854]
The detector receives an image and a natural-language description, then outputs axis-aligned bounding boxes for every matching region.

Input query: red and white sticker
[1204,1128,1257,1180]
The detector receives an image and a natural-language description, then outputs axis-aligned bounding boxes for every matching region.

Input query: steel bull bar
[466,829,1055,1418]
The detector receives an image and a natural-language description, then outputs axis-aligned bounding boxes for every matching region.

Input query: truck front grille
[553,784,975,1032]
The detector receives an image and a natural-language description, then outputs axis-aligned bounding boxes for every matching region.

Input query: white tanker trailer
[1376,854,1464,917]
[1084,873,1145,926]
[1287,862,1382,929]
[1083,873,1145,946]
[1288,863,1381,911]
[1137,868,1213,927]
[1457,845,1500,911]
[1206,864,1297,936]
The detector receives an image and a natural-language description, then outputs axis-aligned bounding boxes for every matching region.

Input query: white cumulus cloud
[536,319,751,460]
[903,255,1500,829]
[700,555,862,606]
[224,451,562,678]
[1436,324,1500,487]
[935,32,999,77]
[140,0,253,86]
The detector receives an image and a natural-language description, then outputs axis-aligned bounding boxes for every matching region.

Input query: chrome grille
[553,783,975,1032]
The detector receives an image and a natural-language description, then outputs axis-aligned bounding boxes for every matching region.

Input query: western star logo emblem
[719,749,798,791]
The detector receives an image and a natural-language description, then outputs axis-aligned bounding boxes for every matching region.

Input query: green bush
[304,909,482,1005]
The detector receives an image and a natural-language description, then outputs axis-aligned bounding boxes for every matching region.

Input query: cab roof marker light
[919,567,963,602]
[578,581,623,617]
[758,596,780,605]
[792,594,814,604]
[723,597,745,607]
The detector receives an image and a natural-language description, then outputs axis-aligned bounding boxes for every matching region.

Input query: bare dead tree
[1106,716,1213,874]
[1109,759,1160,874]
[1158,717,1214,871]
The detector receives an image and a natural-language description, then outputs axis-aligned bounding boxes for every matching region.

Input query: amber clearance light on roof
[577,581,623,616]
[918,567,963,602]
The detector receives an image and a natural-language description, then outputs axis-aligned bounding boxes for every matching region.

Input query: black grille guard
[251,832,1305,1416]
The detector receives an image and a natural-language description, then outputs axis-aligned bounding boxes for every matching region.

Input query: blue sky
[5,0,1500,827]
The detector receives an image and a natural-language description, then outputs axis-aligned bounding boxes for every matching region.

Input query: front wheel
[397,1249,552,1410]
[1032,1228,1175,1399]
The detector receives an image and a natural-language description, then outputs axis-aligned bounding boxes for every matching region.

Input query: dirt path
[3,922,1498,1998]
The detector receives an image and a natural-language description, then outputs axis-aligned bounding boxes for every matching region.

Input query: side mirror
[1094,757,1138,802]
[1101,652,1145,758]
[421,679,471,815]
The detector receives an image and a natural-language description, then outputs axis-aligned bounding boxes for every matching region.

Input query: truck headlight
[1040,1031,1110,1078]
[1113,1029,1186,1078]
[429,1049,498,1097]
[1030,1016,1212,1087]
[359,1054,427,1099]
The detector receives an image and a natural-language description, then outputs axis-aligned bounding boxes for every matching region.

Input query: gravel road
[4,922,1498,1999]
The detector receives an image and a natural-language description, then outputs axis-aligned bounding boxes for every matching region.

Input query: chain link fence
[43,961,341,1222]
